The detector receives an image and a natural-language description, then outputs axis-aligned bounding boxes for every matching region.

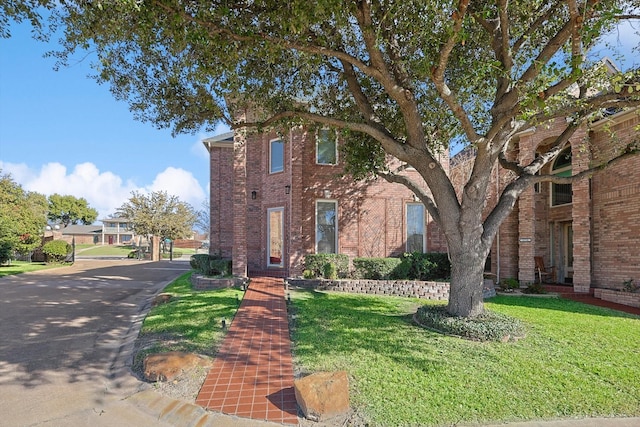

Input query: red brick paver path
[196,277,298,425]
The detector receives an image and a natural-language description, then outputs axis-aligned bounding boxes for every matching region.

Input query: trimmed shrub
[161,250,183,259]
[323,262,337,280]
[304,254,349,278]
[394,252,451,280]
[42,240,72,263]
[190,254,210,270]
[209,258,232,276]
[189,254,232,276]
[353,257,402,279]
[415,305,526,342]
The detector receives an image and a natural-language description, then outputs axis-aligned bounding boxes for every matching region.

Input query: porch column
[232,130,248,277]
[517,186,536,284]
[571,131,591,292]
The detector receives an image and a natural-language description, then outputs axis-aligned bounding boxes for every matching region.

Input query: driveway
[0,259,191,426]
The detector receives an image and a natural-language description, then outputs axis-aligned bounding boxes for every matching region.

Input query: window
[316,200,337,253]
[316,129,337,165]
[551,148,572,206]
[406,203,425,253]
[270,139,284,173]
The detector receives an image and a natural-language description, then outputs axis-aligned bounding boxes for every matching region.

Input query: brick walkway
[195,277,298,425]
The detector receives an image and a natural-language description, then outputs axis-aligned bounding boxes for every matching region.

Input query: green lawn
[76,244,199,257]
[290,290,640,426]
[0,260,66,277]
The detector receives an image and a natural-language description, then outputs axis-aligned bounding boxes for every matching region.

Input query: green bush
[190,253,210,270]
[304,254,349,278]
[42,240,72,263]
[393,252,451,280]
[189,254,231,276]
[353,257,402,279]
[522,282,547,294]
[161,250,183,259]
[415,305,526,342]
[323,262,337,280]
[209,258,232,276]
[499,277,520,291]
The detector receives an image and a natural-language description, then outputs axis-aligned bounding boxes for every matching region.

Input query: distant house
[61,224,102,245]
[99,217,135,245]
[59,217,136,245]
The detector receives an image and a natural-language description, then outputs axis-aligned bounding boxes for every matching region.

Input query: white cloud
[191,134,211,160]
[0,161,207,221]
[148,166,207,210]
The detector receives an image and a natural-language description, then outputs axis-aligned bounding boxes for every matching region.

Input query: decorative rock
[143,351,212,382]
[152,293,173,307]
[294,371,350,422]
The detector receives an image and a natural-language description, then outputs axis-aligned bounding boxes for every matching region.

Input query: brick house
[203,123,448,278]
[458,107,639,292]
[204,106,638,293]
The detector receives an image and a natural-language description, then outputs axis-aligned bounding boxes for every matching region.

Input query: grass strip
[133,272,244,370]
[0,260,63,277]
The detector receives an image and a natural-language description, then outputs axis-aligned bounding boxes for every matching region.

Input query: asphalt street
[0,258,191,426]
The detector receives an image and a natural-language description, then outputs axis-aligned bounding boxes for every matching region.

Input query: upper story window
[316,129,337,165]
[551,147,572,206]
[270,139,284,173]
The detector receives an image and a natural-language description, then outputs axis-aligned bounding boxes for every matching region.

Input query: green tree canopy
[47,193,99,227]
[7,1,639,316]
[0,171,48,262]
[116,190,197,242]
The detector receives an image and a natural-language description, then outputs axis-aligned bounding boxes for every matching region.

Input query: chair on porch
[534,256,556,284]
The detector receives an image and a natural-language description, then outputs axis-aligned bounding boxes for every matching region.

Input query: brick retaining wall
[287,278,451,300]
[191,274,248,290]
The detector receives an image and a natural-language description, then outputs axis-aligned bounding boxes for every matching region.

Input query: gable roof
[61,224,103,235]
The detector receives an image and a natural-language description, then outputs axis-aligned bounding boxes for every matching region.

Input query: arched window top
[552,147,572,171]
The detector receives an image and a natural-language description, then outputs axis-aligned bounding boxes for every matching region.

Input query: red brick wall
[209,145,235,258]
[590,112,640,288]
[209,124,448,278]
[472,110,640,290]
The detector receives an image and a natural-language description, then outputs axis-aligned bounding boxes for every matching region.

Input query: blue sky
[0,17,637,223]
[0,21,229,221]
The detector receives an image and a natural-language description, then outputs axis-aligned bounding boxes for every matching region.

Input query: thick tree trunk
[446,249,487,318]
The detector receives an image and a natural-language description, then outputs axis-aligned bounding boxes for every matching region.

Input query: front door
[561,222,574,283]
[267,208,284,267]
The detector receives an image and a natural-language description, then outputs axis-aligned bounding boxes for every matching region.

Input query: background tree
[0,171,48,262]
[195,199,210,238]
[116,190,197,246]
[47,194,99,227]
[10,1,640,316]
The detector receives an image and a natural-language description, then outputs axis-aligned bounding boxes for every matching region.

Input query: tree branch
[431,0,480,143]
[377,171,441,225]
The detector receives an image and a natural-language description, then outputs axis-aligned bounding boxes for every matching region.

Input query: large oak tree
[6,1,639,316]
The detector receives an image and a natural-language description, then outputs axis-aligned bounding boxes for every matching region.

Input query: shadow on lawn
[487,294,640,319]
[289,289,452,375]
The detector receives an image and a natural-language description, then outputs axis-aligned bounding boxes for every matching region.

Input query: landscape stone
[151,293,173,307]
[143,351,212,382]
[294,371,350,422]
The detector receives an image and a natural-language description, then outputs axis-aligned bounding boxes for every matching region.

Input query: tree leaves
[116,190,197,241]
